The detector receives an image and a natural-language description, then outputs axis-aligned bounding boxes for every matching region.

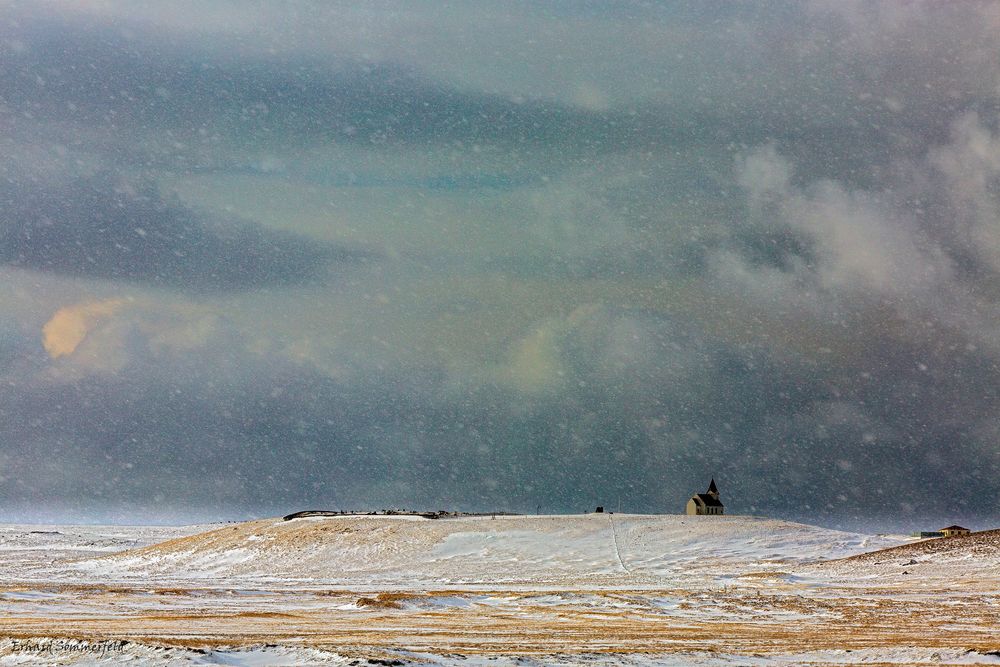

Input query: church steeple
[686,477,725,516]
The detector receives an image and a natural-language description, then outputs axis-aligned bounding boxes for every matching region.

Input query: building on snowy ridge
[686,478,724,516]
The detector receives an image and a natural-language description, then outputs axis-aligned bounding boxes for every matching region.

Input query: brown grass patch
[356,592,418,609]
[4,579,1000,660]
[737,571,792,579]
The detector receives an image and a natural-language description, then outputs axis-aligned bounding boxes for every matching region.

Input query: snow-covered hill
[65,513,908,586]
[815,528,1000,583]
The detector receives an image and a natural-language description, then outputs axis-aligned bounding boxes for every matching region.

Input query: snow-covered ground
[42,513,908,586]
[1,514,998,665]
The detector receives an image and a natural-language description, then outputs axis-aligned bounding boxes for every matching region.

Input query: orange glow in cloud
[42,299,126,359]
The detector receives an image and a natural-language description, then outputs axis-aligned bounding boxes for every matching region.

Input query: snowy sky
[2,1,1000,526]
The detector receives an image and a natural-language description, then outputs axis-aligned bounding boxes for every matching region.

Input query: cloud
[12,2,997,165]
[732,145,952,297]
[32,294,259,383]
[0,173,360,290]
[500,320,567,394]
[4,284,1000,523]
[31,1,999,119]
[719,114,1000,355]
[42,298,126,359]
[0,9,625,155]
[925,113,1000,274]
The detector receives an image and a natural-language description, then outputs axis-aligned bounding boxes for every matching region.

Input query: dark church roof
[707,478,719,494]
[691,493,724,507]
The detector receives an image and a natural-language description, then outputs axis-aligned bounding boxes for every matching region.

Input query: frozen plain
[0,514,999,665]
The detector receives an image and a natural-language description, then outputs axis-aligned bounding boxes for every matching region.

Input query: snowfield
[1,514,999,665]
[55,514,907,585]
